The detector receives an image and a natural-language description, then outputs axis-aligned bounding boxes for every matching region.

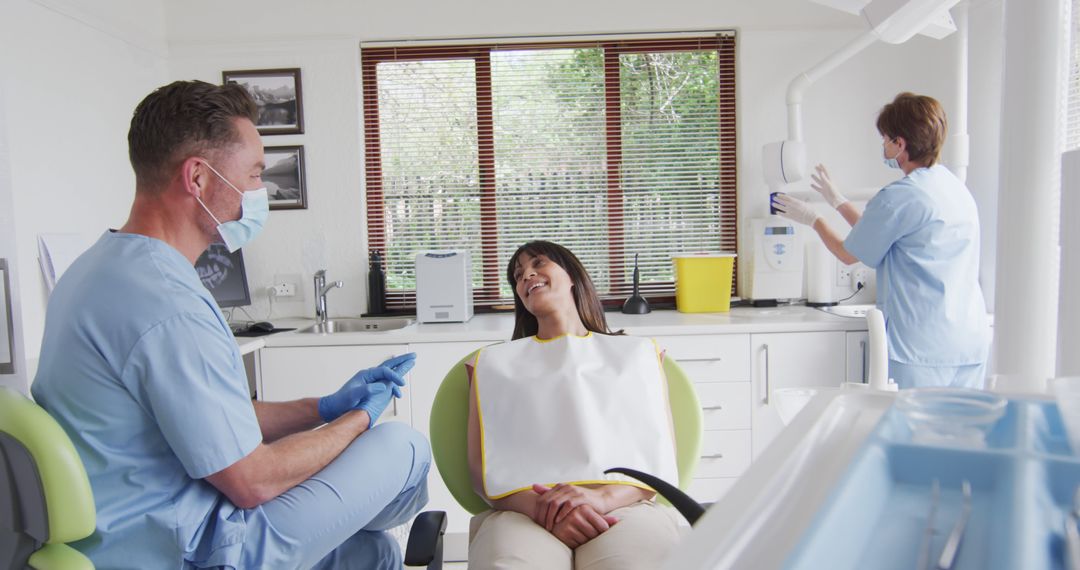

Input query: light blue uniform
[844,165,991,389]
[32,231,429,569]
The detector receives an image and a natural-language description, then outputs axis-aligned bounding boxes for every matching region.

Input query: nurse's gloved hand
[773,193,821,227]
[318,358,411,423]
[810,164,848,209]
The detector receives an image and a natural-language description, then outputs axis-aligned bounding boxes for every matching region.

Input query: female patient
[466,240,681,570]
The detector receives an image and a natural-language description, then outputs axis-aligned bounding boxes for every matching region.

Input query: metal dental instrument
[917,479,940,570]
[1066,485,1080,570]
[937,480,972,570]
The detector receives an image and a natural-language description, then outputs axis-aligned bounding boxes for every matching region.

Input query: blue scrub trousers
[889,359,987,390]
[237,422,431,569]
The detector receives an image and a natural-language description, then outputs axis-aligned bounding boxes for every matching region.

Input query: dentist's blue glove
[318,353,416,424]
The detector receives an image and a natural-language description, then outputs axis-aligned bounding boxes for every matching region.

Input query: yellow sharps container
[672,253,737,313]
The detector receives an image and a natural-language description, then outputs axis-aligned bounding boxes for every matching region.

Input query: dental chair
[424,349,704,552]
[0,386,96,570]
[0,386,446,570]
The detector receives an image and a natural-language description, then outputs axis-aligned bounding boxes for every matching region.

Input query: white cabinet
[696,382,752,430]
[654,334,751,504]
[846,331,870,384]
[407,340,494,561]
[258,344,413,425]
[750,332,846,459]
[253,316,864,562]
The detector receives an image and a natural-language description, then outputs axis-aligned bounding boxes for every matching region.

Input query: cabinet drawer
[695,430,751,478]
[687,477,738,504]
[656,334,750,381]
[695,382,751,430]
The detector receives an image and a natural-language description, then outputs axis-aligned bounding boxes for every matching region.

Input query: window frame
[361,34,738,311]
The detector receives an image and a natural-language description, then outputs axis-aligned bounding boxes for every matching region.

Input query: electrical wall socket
[837,265,853,287]
[272,273,303,302]
[853,267,871,288]
[271,283,295,297]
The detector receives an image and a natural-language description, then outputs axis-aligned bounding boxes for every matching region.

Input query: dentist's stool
[0,387,95,570]
[428,350,704,517]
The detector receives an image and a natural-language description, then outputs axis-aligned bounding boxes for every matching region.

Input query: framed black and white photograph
[263,145,307,210]
[222,68,304,135]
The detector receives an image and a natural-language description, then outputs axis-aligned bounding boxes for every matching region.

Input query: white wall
[5,0,997,363]
[3,0,169,365]
[166,0,965,314]
[169,40,368,321]
[164,0,861,44]
[0,37,30,394]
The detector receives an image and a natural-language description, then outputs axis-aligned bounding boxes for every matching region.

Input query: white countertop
[235,337,265,355]
[257,305,871,348]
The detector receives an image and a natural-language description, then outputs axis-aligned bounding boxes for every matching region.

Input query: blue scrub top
[32,231,262,569]
[845,165,990,367]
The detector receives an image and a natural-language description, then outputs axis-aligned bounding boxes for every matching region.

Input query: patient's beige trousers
[467,501,682,570]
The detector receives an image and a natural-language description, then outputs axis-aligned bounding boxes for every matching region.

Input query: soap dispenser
[368,249,387,315]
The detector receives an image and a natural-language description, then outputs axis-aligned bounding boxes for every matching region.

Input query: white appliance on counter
[415,250,473,323]
[748,216,803,302]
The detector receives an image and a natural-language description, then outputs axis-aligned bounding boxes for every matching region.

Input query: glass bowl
[894,388,1007,447]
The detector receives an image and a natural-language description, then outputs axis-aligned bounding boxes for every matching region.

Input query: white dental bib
[473,333,678,499]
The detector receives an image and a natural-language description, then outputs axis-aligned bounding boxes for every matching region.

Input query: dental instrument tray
[781,398,1080,570]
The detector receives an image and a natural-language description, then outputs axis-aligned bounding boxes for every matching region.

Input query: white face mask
[882,140,902,170]
[196,161,269,252]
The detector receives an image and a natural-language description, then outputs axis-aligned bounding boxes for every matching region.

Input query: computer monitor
[195,243,251,309]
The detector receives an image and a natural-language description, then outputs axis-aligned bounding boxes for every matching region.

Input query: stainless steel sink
[297,318,415,334]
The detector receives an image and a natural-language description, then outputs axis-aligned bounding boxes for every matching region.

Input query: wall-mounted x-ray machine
[762,0,967,194]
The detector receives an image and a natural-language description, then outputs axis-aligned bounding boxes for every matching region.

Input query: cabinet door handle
[392,398,398,416]
[860,340,868,383]
[761,343,770,405]
[703,405,724,411]
[702,453,725,459]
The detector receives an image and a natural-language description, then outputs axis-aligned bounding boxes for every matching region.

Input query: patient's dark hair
[506,241,621,340]
[127,80,258,191]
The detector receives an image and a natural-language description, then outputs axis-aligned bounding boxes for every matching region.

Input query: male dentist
[32,80,430,569]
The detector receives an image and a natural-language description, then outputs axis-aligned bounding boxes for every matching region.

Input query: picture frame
[222,68,304,135]
[263,145,307,210]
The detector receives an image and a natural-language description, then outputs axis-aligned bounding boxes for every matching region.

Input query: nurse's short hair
[876,92,947,167]
[127,80,258,191]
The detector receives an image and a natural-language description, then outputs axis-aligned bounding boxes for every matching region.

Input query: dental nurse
[773,92,991,389]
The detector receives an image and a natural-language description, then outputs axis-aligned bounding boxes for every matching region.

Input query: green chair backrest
[0,387,96,543]
[429,349,704,515]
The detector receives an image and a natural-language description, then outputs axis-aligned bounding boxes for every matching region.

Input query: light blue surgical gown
[32,231,429,569]
[844,165,991,389]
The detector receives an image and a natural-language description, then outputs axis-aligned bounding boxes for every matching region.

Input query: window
[362,34,737,310]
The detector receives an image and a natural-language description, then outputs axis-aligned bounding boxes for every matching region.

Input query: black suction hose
[604,467,706,525]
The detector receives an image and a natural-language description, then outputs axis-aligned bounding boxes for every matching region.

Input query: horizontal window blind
[362,35,737,310]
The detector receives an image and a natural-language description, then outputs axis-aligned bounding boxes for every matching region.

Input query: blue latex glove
[381,353,417,384]
[318,353,416,424]
[324,381,391,428]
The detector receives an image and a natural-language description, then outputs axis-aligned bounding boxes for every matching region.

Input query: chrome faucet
[313,269,344,324]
